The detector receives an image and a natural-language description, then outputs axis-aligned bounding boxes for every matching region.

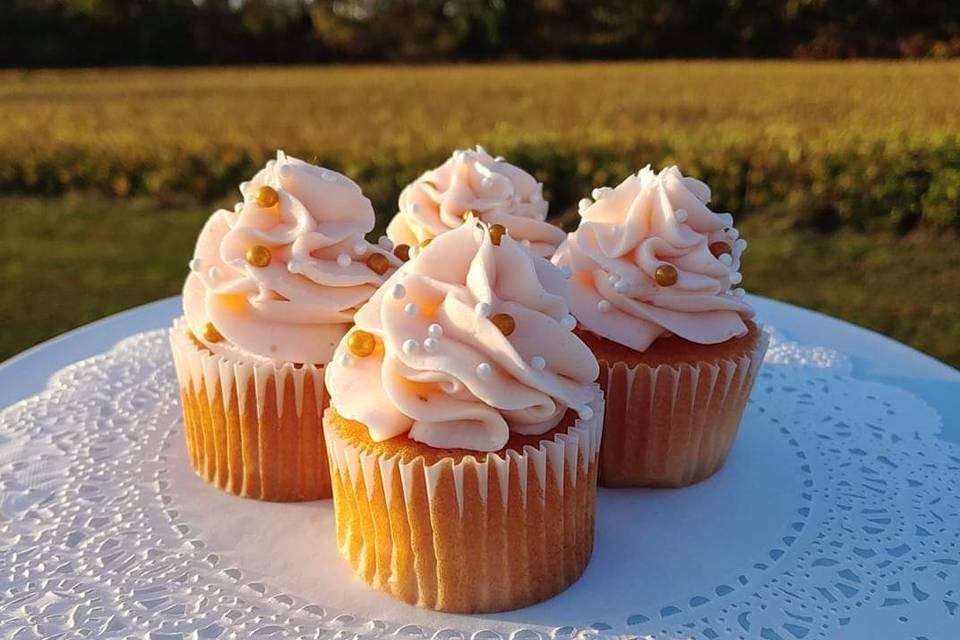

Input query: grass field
[1,63,958,367]
[3,195,958,367]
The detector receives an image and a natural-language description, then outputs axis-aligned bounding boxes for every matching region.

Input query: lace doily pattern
[0,329,957,639]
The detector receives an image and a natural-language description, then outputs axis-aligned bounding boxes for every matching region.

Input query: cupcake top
[386,146,566,258]
[552,165,754,352]
[326,221,599,452]
[183,151,400,364]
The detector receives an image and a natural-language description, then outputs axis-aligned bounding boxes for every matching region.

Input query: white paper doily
[1,329,958,640]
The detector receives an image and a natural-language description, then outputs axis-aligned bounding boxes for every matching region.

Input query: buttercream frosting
[386,146,565,258]
[552,165,754,351]
[326,221,599,452]
[183,151,399,364]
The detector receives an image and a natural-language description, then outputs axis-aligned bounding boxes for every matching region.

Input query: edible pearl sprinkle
[561,314,577,330]
[578,198,592,211]
[531,356,546,371]
[408,246,419,260]
[347,330,376,358]
[735,239,748,251]
[245,245,272,268]
[338,353,351,367]
[560,266,573,279]
[255,185,279,208]
[402,339,419,354]
[353,242,367,255]
[733,288,746,298]
[728,228,740,240]
[404,303,420,316]
[391,284,406,299]
[366,253,390,275]
[208,266,220,280]
[675,208,689,223]
[719,253,733,265]
[476,363,492,380]
[427,323,443,338]
[580,406,594,420]
[189,258,202,272]
[233,202,243,213]
[730,272,743,284]
[337,254,352,268]
[598,300,611,312]
[378,236,394,250]
[591,187,609,200]
[475,302,491,317]
[655,264,679,287]
[613,280,628,293]
[279,164,293,178]
[423,337,439,352]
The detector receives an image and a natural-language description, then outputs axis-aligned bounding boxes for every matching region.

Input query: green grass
[2,196,957,368]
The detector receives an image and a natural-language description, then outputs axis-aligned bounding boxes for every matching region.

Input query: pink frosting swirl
[183,151,399,364]
[386,146,566,258]
[326,222,599,452]
[552,165,754,351]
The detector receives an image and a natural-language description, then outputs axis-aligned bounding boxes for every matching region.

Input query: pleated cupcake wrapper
[324,390,604,613]
[598,332,769,488]
[169,318,331,501]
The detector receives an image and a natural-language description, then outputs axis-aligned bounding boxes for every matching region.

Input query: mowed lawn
[2,195,958,367]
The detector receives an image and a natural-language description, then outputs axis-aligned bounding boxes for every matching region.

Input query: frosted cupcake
[324,221,603,612]
[169,152,399,501]
[386,146,565,258]
[553,166,768,488]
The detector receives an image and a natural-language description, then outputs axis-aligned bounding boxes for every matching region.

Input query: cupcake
[553,166,768,488]
[324,221,603,613]
[169,152,399,501]
[386,145,566,258]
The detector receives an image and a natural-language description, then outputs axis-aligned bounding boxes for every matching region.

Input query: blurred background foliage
[4,0,960,67]
[1,2,958,367]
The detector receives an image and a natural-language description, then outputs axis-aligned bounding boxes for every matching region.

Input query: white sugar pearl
[559,266,572,279]
[233,202,243,213]
[427,323,443,338]
[402,339,419,355]
[338,353,351,367]
[404,303,420,316]
[728,227,740,240]
[675,208,689,223]
[409,246,419,259]
[240,181,250,194]
[591,187,611,200]
[719,253,733,265]
[730,272,743,284]
[578,198,592,211]
[337,254,352,268]
[411,203,420,214]
[598,300,611,313]
[279,164,293,178]
[321,169,337,182]
[579,405,594,421]
[561,314,577,331]
[735,239,748,252]
[189,258,203,272]
[208,266,220,280]
[378,236,394,251]
[475,302,491,318]
[733,288,746,298]
[476,363,492,380]
[423,337,439,352]
[531,356,546,371]
[521,239,531,248]
[390,284,406,299]
[353,242,367,255]
[287,259,300,274]
[613,280,628,294]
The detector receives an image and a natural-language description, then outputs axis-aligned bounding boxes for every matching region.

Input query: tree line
[5,0,960,67]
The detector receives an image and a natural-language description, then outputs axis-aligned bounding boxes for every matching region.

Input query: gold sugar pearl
[655,264,679,287]
[490,313,516,337]
[366,252,390,275]
[245,245,272,268]
[709,241,732,258]
[255,185,280,208]
[489,224,507,246]
[394,243,411,262]
[347,329,376,358]
[462,209,478,221]
[201,322,223,343]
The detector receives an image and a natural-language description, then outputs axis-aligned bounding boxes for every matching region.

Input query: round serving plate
[1,297,958,639]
